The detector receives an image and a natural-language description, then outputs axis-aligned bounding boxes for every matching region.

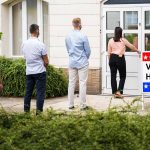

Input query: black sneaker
[80,106,89,111]
[69,106,75,110]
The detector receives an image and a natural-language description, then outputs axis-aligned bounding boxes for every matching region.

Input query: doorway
[102,6,150,95]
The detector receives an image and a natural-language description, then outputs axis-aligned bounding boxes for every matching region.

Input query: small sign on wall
[142,52,150,92]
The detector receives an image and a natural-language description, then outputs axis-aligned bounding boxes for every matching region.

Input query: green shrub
[0,56,68,97]
[0,109,150,150]
[0,32,2,40]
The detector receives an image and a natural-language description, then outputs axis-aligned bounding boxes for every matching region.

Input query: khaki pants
[68,65,88,108]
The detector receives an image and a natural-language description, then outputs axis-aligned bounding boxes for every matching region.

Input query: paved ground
[0,95,150,113]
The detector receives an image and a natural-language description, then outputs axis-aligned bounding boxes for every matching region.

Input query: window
[145,34,150,51]
[145,11,150,29]
[43,1,49,47]
[106,33,114,50]
[12,2,22,55]
[106,11,120,30]
[11,0,49,56]
[124,33,138,52]
[124,11,138,30]
[27,0,37,38]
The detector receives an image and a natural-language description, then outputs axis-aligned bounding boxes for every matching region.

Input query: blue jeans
[24,72,46,112]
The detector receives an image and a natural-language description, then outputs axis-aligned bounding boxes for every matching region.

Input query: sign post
[142,52,150,110]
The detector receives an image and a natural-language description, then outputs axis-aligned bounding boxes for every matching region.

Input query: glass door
[142,8,150,51]
[102,7,141,95]
[123,9,141,95]
[141,7,150,95]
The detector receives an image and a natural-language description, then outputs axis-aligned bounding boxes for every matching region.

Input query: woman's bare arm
[108,39,112,59]
[122,38,140,53]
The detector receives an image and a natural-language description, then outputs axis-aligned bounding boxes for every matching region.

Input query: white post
[141,52,144,111]
[141,94,144,111]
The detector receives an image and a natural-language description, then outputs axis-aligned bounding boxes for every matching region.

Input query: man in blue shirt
[65,18,91,110]
[22,24,49,114]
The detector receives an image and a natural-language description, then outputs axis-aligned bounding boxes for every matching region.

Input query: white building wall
[49,0,101,69]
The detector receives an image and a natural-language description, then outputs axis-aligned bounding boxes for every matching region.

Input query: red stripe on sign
[142,52,150,61]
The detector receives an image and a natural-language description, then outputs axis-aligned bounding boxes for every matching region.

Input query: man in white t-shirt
[21,24,49,114]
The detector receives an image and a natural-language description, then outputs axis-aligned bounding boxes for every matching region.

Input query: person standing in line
[21,24,49,114]
[65,18,91,110]
[108,27,140,98]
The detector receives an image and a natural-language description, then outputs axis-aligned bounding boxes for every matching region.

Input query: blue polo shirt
[65,30,91,69]
[21,37,47,75]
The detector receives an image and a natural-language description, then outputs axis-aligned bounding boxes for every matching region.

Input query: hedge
[0,56,68,97]
[0,109,150,150]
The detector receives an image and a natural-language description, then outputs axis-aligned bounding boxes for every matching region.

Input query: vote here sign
[142,52,150,92]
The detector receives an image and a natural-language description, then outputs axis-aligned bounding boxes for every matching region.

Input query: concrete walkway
[0,95,150,113]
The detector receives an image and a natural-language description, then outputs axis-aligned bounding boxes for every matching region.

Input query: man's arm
[21,42,25,56]
[42,54,49,68]
[83,36,91,59]
[41,44,49,68]
[65,37,70,54]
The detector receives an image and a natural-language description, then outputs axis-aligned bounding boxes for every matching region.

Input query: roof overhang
[104,0,150,5]
[1,0,15,4]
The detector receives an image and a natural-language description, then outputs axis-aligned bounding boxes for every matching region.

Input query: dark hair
[113,27,122,42]
[30,24,39,34]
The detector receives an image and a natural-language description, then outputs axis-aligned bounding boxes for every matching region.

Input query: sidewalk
[0,95,150,113]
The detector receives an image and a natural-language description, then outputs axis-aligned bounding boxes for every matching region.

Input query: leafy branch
[0,32,3,40]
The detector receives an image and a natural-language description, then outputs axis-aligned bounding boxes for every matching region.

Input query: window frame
[9,0,49,57]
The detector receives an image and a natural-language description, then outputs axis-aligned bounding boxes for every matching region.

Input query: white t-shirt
[21,37,47,75]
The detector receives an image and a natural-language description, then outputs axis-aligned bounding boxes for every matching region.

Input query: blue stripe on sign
[143,82,150,92]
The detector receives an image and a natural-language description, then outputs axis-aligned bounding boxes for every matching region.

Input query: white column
[37,0,43,42]
[9,6,12,57]
[22,0,27,42]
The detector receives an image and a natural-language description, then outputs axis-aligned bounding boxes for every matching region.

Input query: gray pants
[68,65,88,108]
